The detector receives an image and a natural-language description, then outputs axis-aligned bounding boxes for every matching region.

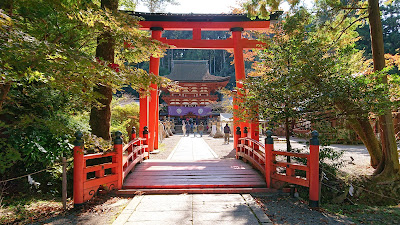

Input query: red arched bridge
[73,127,321,208]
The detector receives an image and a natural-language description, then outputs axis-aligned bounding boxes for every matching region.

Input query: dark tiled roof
[126,12,282,22]
[166,60,230,82]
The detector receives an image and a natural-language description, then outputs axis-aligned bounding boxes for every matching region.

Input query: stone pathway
[167,136,218,160]
[113,135,272,225]
[112,194,272,225]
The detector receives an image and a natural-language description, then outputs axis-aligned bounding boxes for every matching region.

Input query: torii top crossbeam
[126,11,281,49]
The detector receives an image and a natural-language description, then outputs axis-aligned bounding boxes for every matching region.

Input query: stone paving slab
[193,202,249,212]
[167,137,218,160]
[127,211,192,222]
[134,200,192,212]
[193,210,259,221]
[112,194,272,225]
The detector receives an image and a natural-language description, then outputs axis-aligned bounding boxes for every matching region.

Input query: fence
[236,128,320,207]
[73,126,148,206]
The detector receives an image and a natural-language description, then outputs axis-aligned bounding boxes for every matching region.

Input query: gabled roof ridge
[167,60,229,82]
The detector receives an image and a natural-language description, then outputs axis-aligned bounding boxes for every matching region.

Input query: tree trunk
[368,0,400,179]
[346,117,382,168]
[89,0,118,140]
[0,0,13,15]
[0,83,11,111]
[285,115,291,163]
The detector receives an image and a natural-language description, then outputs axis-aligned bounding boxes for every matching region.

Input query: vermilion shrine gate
[73,12,321,209]
[130,12,281,152]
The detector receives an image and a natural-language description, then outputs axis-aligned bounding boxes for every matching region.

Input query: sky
[134,0,310,14]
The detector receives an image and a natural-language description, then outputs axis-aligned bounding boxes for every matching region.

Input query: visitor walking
[182,120,187,136]
[198,122,204,137]
[193,123,198,137]
[185,122,191,137]
[223,123,231,144]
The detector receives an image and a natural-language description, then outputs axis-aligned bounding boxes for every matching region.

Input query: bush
[111,98,140,142]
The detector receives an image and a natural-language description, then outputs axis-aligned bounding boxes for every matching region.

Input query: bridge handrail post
[130,126,137,141]
[309,130,320,208]
[243,127,248,148]
[235,127,241,159]
[73,131,84,207]
[114,131,123,189]
[143,126,149,159]
[264,130,273,188]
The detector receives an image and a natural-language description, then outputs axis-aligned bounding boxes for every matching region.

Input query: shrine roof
[126,12,282,22]
[166,60,230,83]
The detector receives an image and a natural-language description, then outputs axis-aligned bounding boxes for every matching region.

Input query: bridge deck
[123,159,266,189]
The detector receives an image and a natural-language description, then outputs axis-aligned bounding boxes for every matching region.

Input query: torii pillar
[231,27,246,136]
[231,27,259,141]
[148,27,163,152]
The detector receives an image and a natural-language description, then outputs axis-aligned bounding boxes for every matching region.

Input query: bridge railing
[236,128,320,207]
[73,127,148,206]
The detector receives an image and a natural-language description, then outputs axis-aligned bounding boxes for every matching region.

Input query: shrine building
[161,60,229,119]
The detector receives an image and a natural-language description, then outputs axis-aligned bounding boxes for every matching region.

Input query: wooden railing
[73,126,148,206]
[236,128,320,207]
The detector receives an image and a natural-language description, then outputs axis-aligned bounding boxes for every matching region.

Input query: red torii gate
[130,12,281,152]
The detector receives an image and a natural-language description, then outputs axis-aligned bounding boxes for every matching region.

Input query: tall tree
[89,0,119,140]
[367,0,399,178]
[0,0,165,171]
[139,0,177,12]
[244,0,400,179]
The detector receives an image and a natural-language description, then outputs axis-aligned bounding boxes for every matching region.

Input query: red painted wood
[123,160,266,189]
[114,143,123,189]
[73,145,84,205]
[274,161,309,172]
[148,30,162,153]
[139,93,148,140]
[117,187,274,195]
[271,150,309,158]
[84,162,117,173]
[265,143,273,188]
[309,144,320,203]
[271,173,309,187]
[159,38,265,49]
[155,89,159,150]
[83,152,117,160]
[138,21,270,30]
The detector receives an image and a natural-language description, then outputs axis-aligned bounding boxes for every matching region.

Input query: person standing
[198,122,204,137]
[182,120,187,136]
[193,123,198,137]
[185,122,191,137]
[223,123,231,144]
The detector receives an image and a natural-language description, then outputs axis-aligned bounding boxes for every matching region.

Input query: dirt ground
[31,134,379,225]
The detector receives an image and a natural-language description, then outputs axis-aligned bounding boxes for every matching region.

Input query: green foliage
[357,0,400,57]
[140,0,178,13]
[238,6,395,136]
[111,98,140,142]
[293,144,345,204]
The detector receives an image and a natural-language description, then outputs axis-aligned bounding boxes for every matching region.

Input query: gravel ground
[148,133,183,160]
[251,193,354,225]
[201,134,236,159]
[34,196,131,225]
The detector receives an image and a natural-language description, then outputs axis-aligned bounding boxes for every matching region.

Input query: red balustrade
[236,127,320,207]
[73,127,148,206]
